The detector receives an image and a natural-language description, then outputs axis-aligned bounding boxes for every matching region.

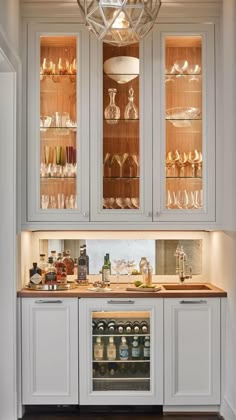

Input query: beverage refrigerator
[79,298,163,405]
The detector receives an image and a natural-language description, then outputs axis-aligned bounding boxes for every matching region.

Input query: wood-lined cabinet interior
[103,43,140,211]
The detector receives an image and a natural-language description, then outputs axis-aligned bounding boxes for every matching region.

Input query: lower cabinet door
[164,298,221,406]
[22,298,78,404]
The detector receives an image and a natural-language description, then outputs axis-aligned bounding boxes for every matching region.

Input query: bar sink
[163,284,211,291]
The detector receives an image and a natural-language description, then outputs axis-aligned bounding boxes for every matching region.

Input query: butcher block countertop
[17,282,227,298]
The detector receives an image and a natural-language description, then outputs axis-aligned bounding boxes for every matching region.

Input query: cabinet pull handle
[107,300,135,305]
[180,300,207,304]
[35,300,63,304]
[145,211,152,217]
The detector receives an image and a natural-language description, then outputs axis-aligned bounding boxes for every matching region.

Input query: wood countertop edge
[17,283,227,298]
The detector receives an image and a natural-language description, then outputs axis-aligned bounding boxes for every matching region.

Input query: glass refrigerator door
[40,36,78,211]
[91,310,151,392]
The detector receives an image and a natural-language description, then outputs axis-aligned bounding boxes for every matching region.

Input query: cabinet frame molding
[27,22,90,222]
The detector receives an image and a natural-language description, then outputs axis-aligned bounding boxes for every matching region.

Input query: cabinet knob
[83,211,89,218]
[155,211,160,217]
[146,211,152,217]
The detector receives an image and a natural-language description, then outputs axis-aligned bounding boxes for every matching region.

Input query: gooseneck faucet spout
[174,245,192,283]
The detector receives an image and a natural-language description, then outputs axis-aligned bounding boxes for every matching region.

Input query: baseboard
[163,405,220,413]
[220,397,236,420]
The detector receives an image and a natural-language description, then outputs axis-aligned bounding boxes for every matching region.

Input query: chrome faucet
[174,245,192,283]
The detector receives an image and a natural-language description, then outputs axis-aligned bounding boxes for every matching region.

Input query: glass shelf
[166,176,202,179]
[103,176,139,180]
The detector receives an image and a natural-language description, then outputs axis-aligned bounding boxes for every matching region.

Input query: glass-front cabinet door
[153,24,215,223]
[79,298,163,405]
[90,36,153,222]
[27,23,89,222]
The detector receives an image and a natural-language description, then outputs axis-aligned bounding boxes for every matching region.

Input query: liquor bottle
[60,266,67,285]
[97,320,107,333]
[140,320,149,334]
[131,336,141,360]
[93,337,104,361]
[102,255,110,287]
[119,337,129,360]
[63,249,74,275]
[98,363,107,376]
[105,253,111,273]
[117,320,125,334]
[124,321,132,333]
[132,320,141,334]
[50,250,57,263]
[83,244,89,275]
[54,253,66,281]
[77,247,88,284]
[38,254,48,283]
[45,257,57,285]
[29,262,42,285]
[107,320,116,333]
[143,336,150,360]
[107,336,116,361]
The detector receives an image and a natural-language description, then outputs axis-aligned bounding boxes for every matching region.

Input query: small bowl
[103,56,139,84]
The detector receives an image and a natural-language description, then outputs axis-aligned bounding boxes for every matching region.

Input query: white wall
[210,1,236,419]
[0,0,20,55]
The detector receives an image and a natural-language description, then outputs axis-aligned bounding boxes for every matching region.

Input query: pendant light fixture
[77,0,161,47]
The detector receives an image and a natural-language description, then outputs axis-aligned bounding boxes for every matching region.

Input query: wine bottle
[102,255,110,287]
[132,320,141,334]
[63,249,74,275]
[124,321,132,333]
[105,253,111,273]
[117,320,125,334]
[107,320,116,333]
[77,247,88,284]
[108,362,118,377]
[140,320,149,334]
[83,244,89,274]
[97,320,107,333]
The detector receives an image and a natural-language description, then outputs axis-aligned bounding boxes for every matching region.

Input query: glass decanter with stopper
[104,88,120,124]
[124,87,138,121]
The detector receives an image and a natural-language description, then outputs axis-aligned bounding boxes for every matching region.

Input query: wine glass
[188,64,201,82]
[131,197,139,209]
[125,260,136,287]
[178,152,188,177]
[131,154,140,177]
[166,150,180,177]
[103,153,112,177]
[112,259,126,289]
[166,190,177,209]
[176,190,189,209]
[196,151,203,177]
[173,60,189,76]
[113,153,128,177]
[188,149,200,177]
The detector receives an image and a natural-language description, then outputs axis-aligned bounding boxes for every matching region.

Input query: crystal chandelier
[77,0,161,47]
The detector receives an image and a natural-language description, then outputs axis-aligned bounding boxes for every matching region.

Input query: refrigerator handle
[107,300,135,305]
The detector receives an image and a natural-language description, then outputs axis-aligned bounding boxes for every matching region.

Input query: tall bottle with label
[63,249,74,275]
[29,262,42,286]
[77,247,88,285]
[83,244,89,275]
[131,336,141,360]
[105,253,111,273]
[107,336,116,361]
[38,254,48,283]
[119,337,129,361]
[94,337,104,361]
[102,255,110,287]
[54,253,66,282]
[143,336,150,360]
[45,257,57,285]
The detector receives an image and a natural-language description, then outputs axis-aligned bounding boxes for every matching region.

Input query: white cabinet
[90,23,217,226]
[22,298,78,404]
[26,23,90,223]
[164,298,221,406]
[79,298,163,405]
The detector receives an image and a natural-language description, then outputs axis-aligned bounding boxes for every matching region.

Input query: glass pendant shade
[77,0,162,46]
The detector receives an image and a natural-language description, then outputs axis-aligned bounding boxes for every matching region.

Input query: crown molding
[20,1,222,19]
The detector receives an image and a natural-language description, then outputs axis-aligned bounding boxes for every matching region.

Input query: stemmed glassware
[112,259,126,289]
[125,260,136,287]
[131,154,140,177]
[166,150,180,177]
[113,153,128,177]
[178,152,188,177]
[173,60,189,76]
[188,149,200,177]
